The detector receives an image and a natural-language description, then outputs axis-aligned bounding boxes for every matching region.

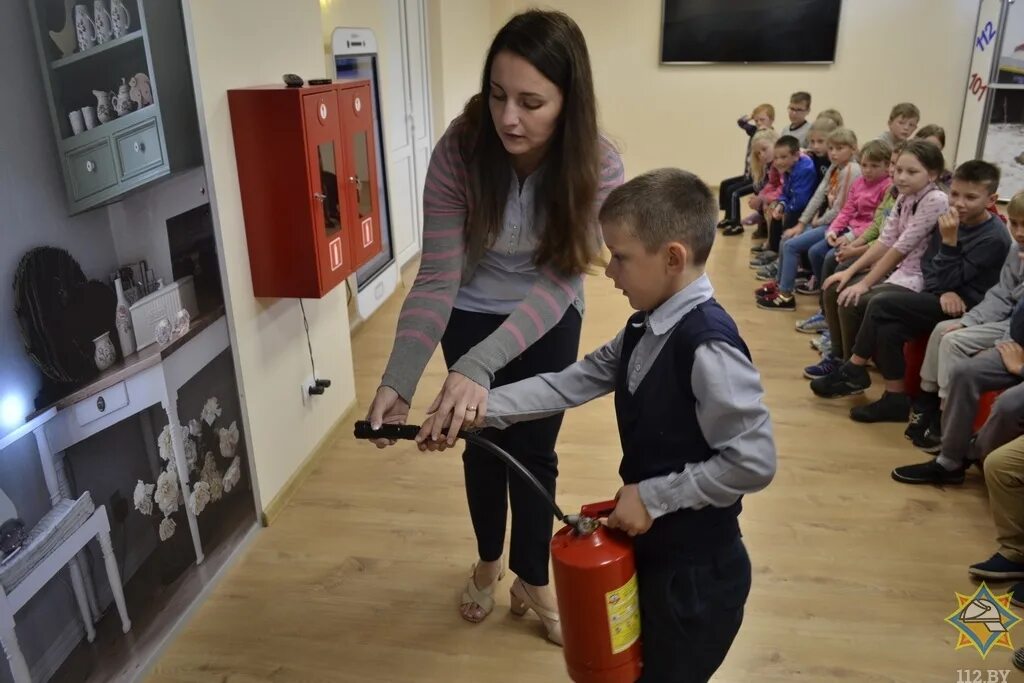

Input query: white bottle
[114,278,136,356]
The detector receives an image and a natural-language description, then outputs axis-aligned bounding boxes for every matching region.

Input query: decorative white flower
[189,419,202,438]
[223,456,241,493]
[158,516,176,541]
[218,421,239,459]
[153,469,180,517]
[133,480,154,516]
[201,397,222,426]
[201,452,224,502]
[183,435,198,471]
[157,424,173,462]
[190,481,211,515]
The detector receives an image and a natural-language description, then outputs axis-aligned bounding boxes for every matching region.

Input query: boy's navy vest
[615,298,750,559]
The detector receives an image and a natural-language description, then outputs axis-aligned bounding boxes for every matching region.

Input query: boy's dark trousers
[636,537,752,683]
[768,212,799,253]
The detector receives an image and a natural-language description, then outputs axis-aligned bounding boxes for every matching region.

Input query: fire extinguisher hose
[353,420,593,533]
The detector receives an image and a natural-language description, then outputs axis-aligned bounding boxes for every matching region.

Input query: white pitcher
[74,4,95,51]
[110,0,131,38]
[93,0,113,44]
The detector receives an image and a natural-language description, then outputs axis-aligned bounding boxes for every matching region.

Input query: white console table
[21,308,229,623]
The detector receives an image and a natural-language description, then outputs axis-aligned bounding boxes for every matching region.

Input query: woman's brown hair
[459,10,600,276]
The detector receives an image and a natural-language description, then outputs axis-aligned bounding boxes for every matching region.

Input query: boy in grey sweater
[906,192,1024,452]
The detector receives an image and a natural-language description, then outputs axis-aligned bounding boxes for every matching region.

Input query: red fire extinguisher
[353,421,642,682]
[552,501,642,683]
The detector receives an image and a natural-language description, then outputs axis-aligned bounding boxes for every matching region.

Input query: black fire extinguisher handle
[353,420,568,523]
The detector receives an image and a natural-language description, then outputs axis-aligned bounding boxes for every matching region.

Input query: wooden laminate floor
[147,228,1024,682]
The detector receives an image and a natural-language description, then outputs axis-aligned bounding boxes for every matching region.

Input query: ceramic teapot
[93,89,116,123]
[114,78,135,116]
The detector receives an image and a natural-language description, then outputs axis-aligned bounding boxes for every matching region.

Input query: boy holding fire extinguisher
[418,168,777,682]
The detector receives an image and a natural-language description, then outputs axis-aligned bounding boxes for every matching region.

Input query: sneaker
[751,225,768,240]
[722,224,744,236]
[755,281,779,297]
[755,263,779,281]
[1012,583,1024,610]
[912,427,943,454]
[757,291,795,311]
[750,242,767,254]
[891,459,966,486]
[810,361,871,398]
[795,312,828,334]
[804,355,841,379]
[904,408,930,443]
[796,277,821,296]
[810,331,831,352]
[849,391,911,423]
[749,252,777,267]
[968,553,1024,581]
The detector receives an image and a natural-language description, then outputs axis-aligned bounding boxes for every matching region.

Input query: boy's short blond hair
[808,117,837,137]
[889,102,921,122]
[860,139,892,164]
[752,103,775,121]
[599,168,717,265]
[790,91,811,108]
[816,109,844,127]
[1008,192,1024,219]
[826,127,858,149]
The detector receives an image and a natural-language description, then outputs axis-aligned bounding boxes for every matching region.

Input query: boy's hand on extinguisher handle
[607,485,653,537]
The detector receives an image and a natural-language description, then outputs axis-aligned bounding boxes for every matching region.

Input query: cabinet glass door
[303,91,351,292]
[339,84,382,269]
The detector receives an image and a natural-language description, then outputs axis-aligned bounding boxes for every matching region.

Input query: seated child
[751,136,817,259]
[756,128,861,309]
[780,91,813,147]
[811,140,948,375]
[809,161,1009,424]
[805,118,837,182]
[907,191,1024,451]
[724,128,777,237]
[914,124,951,187]
[419,168,777,683]
[877,102,920,147]
[718,104,775,231]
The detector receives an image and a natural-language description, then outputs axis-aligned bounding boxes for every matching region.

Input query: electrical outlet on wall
[300,374,316,407]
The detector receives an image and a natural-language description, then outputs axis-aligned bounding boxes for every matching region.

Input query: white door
[384,0,432,268]
[403,0,432,256]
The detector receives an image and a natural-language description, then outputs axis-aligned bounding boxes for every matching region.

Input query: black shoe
[904,408,930,442]
[850,391,911,423]
[752,226,768,240]
[912,427,942,454]
[809,362,871,398]
[891,459,966,485]
[717,218,732,229]
[723,224,744,236]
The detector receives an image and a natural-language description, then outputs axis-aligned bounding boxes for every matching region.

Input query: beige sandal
[510,578,563,646]
[460,563,505,623]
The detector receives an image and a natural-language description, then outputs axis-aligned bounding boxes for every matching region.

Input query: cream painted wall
[183,0,356,512]
[477,0,979,184]
[427,0,493,136]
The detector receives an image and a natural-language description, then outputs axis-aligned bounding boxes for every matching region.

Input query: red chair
[974,390,1003,432]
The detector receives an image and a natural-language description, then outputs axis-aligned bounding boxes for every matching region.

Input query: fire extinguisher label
[605,573,641,654]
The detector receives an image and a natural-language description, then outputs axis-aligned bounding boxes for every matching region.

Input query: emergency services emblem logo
[945,583,1021,658]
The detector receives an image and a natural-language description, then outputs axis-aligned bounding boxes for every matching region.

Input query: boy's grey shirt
[483,274,776,519]
[961,242,1024,336]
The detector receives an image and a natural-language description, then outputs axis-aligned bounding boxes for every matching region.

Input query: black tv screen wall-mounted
[661,0,842,64]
